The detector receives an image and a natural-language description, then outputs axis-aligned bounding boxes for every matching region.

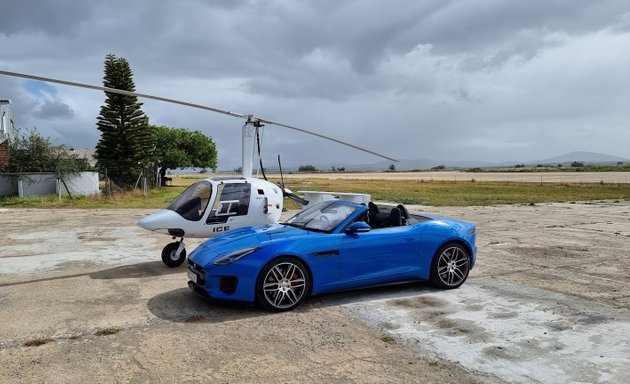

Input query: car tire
[430,242,470,289]
[161,242,187,268]
[256,257,310,312]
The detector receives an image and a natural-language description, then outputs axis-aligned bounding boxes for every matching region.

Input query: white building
[0,99,16,143]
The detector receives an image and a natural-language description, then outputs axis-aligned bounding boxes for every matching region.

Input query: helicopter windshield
[166,181,212,221]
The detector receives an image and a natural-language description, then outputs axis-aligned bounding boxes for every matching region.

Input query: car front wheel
[256,257,310,312]
[430,243,470,289]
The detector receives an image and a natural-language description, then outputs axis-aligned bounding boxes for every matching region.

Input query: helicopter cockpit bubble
[166,181,212,222]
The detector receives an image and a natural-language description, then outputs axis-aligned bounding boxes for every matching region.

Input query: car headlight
[213,247,259,265]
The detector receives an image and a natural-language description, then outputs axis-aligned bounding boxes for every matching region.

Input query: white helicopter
[0,69,397,267]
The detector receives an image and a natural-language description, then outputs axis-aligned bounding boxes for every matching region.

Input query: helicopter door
[206,183,252,224]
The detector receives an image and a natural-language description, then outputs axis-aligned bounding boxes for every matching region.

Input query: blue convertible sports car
[187,200,477,311]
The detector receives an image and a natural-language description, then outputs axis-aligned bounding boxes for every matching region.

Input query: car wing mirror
[345,221,371,234]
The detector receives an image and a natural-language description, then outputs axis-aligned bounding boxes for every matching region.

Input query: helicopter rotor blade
[0,69,398,162]
[0,69,246,119]
[259,118,398,162]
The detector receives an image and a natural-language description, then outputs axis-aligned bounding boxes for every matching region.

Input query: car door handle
[404,238,415,242]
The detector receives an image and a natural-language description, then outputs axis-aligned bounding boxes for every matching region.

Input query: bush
[298,165,318,172]
[0,129,90,176]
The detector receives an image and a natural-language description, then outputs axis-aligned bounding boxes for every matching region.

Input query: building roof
[73,148,96,166]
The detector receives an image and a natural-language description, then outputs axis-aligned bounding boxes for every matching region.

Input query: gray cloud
[0,77,38,127]
[0,0,628,168]
[0,1,90,36]
[32,100,74,119]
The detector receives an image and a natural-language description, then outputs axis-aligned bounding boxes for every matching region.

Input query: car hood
[189,224,310,265]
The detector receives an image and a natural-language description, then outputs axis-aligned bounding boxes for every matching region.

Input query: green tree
[95,54,155,188]
[298,165,318,172]
[152,125,217,186]
[0,129,89,175]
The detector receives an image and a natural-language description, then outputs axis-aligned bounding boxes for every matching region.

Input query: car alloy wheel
[257,258,309,311]
[431,243,470,289]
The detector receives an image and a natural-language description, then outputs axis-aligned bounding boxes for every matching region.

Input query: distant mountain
[312,151,630,171]
[340,159,497,171]
[526,151,630,165]
[214,151,630,172]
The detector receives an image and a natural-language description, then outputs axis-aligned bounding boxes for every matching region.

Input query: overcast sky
[1,0,629,169]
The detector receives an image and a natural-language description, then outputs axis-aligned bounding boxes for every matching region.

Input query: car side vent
[219,276,238,294]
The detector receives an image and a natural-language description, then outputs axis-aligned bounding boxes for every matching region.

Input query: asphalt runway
[277,171,630,183]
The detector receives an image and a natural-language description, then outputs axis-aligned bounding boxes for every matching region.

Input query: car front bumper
[187,259,258,303]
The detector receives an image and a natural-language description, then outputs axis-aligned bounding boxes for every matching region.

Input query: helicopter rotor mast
[0,69,398,177]
[242,116,263,178]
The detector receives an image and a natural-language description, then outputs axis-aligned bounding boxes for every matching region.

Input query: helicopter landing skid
[161,238,187,268]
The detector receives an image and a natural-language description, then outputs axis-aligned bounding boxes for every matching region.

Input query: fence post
[56,178,62,200]
[17,179,23,198]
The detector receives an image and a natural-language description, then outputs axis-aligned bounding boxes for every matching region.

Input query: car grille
[188,260,206,286]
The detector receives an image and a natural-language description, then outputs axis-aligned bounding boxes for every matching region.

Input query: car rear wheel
[256,257,310,312]
[430,243,470,289]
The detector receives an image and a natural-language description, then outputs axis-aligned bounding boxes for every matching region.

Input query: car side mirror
[345,221,371,234]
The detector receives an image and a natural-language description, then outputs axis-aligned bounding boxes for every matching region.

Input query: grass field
[1,175,629,209]
[281,178,630,207]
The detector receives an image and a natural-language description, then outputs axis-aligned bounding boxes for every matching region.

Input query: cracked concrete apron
[1,201,629,383]
[341,201,630,384]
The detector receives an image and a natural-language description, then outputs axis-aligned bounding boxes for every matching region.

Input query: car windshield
[284,201,358,232]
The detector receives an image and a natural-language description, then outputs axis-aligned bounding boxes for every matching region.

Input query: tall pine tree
[95,54,155,188]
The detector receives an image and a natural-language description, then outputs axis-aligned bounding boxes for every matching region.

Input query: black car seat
[368,202,378,226]
[397,204,409,225]
[377,207,402,228]
[389,207,402,227]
